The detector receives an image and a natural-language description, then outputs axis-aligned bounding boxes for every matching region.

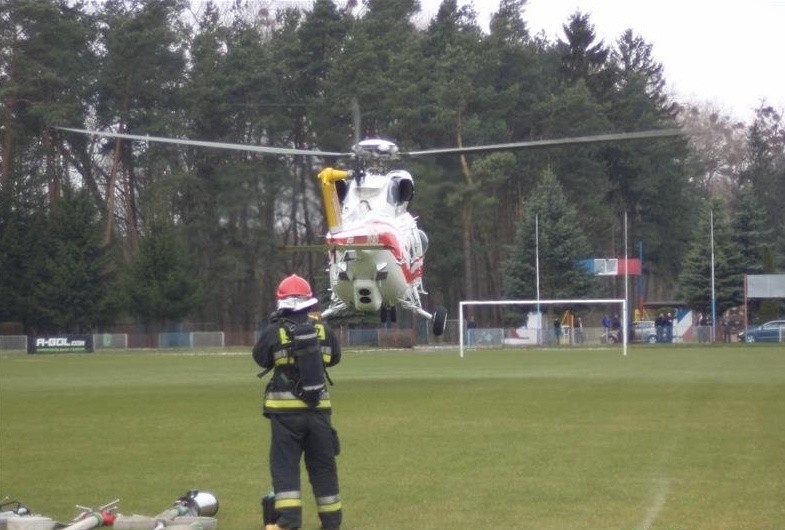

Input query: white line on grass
[638,477,669,530]
[637,400,685,530]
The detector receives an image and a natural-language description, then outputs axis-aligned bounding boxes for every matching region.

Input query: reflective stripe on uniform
[273,351,295,366]
[295,330,318,341]
[279,323,325,341]
[316,324,332,363]
[276,347,328,365]
[266,398,332,409]
[316,494,342,513]
[265,391,331,410]
[267,391,330,400]
[275,490,302,510]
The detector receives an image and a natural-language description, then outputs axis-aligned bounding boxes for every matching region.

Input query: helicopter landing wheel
[432,306,448,336]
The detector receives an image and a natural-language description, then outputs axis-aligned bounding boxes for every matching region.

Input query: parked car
[631,320,658,343]
[738,320,785,343]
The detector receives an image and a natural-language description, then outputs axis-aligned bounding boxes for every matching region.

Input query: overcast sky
[420,0,785,123]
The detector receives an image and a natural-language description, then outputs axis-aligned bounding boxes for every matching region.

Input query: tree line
[1,0,783,334]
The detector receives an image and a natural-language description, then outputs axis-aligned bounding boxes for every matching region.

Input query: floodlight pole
[623,212,629,356]
[710,210,717,341]
[535,214,541,344]
[459,302,464,356]
[744,274,748,330]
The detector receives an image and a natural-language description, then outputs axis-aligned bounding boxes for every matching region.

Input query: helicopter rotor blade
[55,127,351,158]
[400,128,684,157]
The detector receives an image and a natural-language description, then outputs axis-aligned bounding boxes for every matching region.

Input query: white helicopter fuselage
[323,169,430,318]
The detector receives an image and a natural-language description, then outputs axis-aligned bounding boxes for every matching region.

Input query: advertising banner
[746,274,785,298]
[28,335,94,353]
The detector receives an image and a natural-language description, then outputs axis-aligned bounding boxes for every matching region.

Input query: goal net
[459,298,628,357]
[92,333,128,350]
[0,335,28,352]
[190,331,225,349]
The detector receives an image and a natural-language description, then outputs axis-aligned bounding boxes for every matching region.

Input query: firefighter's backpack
[282,319,325,407]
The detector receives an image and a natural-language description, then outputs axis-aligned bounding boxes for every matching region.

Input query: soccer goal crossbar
[459,298,628,357]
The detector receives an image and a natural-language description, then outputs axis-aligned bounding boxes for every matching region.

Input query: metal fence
[1,323,767,353]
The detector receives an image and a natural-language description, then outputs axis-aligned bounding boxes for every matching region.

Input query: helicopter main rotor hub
[352,138,399,161]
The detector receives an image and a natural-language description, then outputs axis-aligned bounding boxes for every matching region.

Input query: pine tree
[29,192,119,333]
[678,200,743,315]
[730,184,771,275]
[0,187,48,330]
[557,11,613,99]
[503,168,595,300]
[741,106,785,255]
[123,224,200,329]
[603,29,694,282]
[2,0,96,198]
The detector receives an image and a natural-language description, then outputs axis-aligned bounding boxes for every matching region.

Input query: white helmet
[180,490,219,517]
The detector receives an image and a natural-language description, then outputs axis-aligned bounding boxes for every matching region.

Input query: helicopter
[313,138,439,329]
[56,125,682,337]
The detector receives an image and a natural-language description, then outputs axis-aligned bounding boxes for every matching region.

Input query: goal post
[0,335,28,352]
[459,298,628,357]
[190,331,225,349]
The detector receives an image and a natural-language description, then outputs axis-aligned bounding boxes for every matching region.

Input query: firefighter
[252,274,342,530]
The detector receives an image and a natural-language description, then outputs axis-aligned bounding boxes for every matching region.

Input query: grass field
[1,344,784,529]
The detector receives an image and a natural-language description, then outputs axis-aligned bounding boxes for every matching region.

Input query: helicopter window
[388,177,414,206]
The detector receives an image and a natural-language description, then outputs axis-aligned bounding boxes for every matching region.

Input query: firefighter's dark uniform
[252,311,342,530]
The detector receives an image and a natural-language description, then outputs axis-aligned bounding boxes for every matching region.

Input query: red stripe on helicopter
[326,222,424,283]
